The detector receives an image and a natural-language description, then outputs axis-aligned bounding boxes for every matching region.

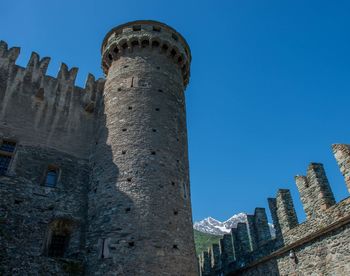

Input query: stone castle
[0,20,197,275]
[0,19,349,276]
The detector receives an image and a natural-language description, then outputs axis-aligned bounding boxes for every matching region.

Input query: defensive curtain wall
[199,145,350,275]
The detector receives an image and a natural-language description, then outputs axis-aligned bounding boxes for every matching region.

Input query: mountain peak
[206,217,221,223]
[194,213,248,235]
[194,213,275,237]
[223,212,247,224]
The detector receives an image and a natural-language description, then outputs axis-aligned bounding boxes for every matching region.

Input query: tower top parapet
[101,20,191,86]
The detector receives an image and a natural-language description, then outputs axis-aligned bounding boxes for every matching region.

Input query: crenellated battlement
[0,40,105,114]
[0,40,20,64]
[0,40,106,158]
[333,143,350,193]
[199,144,350,276]
[295,163,336,219]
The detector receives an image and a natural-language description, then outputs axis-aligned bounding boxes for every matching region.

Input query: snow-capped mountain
[194,213,275,237]
[193,213,247,235]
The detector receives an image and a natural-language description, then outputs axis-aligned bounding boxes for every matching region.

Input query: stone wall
[0,147,89,275]
[0,40,105,159]
[0,40,103,275]
[86,20,197,275]
[242,225,350,275]
[199,144,350,276]
[0,19,198,276]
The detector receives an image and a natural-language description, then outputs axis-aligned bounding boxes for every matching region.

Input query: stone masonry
[1,18,350,276]
[0,20,197,275]
[198,145,350,275]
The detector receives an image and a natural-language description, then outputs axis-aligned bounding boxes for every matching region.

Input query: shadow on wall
[0,40,135,274]
[231,259,281,276]
[85,99,140,275]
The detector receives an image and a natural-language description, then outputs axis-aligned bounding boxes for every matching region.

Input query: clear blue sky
[2,0,350,223]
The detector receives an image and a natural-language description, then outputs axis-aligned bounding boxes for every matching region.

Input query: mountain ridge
[193,212,275,237]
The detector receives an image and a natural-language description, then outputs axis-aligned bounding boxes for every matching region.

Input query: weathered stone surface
[0,38,100,274]
[296,163,336,219]
[199,159,350,276]
[234,222,350,276]
[235,222,251,257]
[87,20,196,275]
[253,208,271,246]
[0,20,197,275]
[333,143,350,193]
[268,197,283,246]
[199,250,211,276]
[210,243,221,273]
[2,18,350,276]
[220,234,235,273]
[0,147,89,275]
[276,189,298,234]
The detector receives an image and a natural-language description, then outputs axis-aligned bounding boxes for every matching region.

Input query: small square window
[0,154,11,175]
[0,139,16,175]
[153,26,161,32]
[45,166,59,187]
[132,25,141,31]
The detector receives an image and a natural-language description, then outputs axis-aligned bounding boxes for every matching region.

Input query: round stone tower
[87,21,197,275]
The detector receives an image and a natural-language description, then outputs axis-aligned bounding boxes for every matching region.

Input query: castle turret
[87,21,196,275]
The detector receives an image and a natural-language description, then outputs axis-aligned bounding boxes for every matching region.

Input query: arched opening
[152,40,160,48]
[44,219,75,258]
[121,42,128,50]
[161,43,169,52]
[131,40,139,48]
[141,39,150,48]
[152,26,161,32]
[132,25,141,31]
[170,49,177,58]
